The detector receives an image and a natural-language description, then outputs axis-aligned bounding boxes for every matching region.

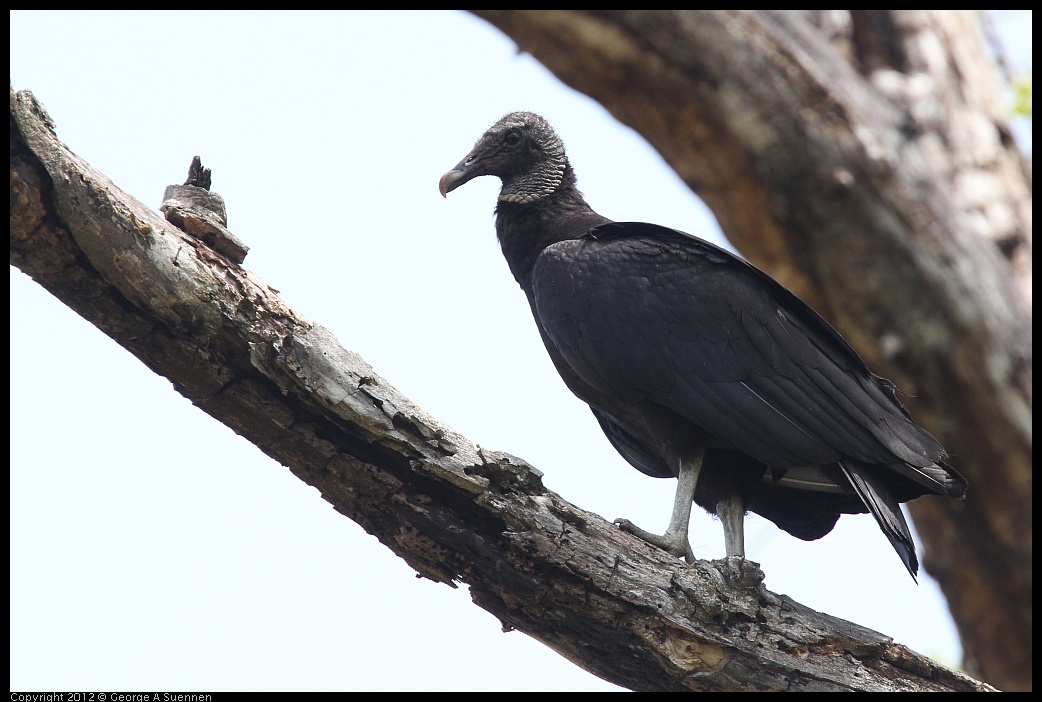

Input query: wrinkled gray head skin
[439,111,568,204]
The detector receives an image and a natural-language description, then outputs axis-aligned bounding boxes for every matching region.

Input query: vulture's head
[439,111,568,204]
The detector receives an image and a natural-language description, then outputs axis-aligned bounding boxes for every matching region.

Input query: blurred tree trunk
[469,9,1031,692]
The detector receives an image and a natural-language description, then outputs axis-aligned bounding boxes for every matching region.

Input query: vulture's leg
[616,446,703,563]
[717,495,746,558]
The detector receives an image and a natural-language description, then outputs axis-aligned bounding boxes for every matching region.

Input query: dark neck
[495,173,610,287]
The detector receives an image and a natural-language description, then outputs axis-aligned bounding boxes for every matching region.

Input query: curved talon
[615,518,696,563]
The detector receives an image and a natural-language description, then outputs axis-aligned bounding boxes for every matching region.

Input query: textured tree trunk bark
[11,86,996,692]
[468,10,1031,692]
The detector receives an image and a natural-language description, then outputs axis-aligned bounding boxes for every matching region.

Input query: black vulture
[439,111,967,580]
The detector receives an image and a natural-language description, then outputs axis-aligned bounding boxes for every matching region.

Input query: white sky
[10,10,1031,692]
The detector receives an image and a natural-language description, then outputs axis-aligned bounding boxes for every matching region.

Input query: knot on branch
[161,156,249,263]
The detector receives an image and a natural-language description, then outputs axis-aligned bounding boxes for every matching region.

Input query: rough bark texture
[10,87,997,692]
[468,10,1031,692]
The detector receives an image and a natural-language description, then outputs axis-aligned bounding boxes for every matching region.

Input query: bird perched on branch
[439,111,966,580]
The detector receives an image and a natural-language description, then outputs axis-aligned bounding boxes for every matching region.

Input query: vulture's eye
[504,130,522,147]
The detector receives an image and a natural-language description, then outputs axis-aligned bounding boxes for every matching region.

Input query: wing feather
[533,224,946,472]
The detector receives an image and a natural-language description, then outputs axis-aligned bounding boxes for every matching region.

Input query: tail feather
[885,459,967,498]
[840,460,919,581]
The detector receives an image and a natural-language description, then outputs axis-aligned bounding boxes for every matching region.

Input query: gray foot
[615,518,697,563]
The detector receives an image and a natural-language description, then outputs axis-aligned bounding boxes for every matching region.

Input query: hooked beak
[438,166,468,198]
[439,139,495,198]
